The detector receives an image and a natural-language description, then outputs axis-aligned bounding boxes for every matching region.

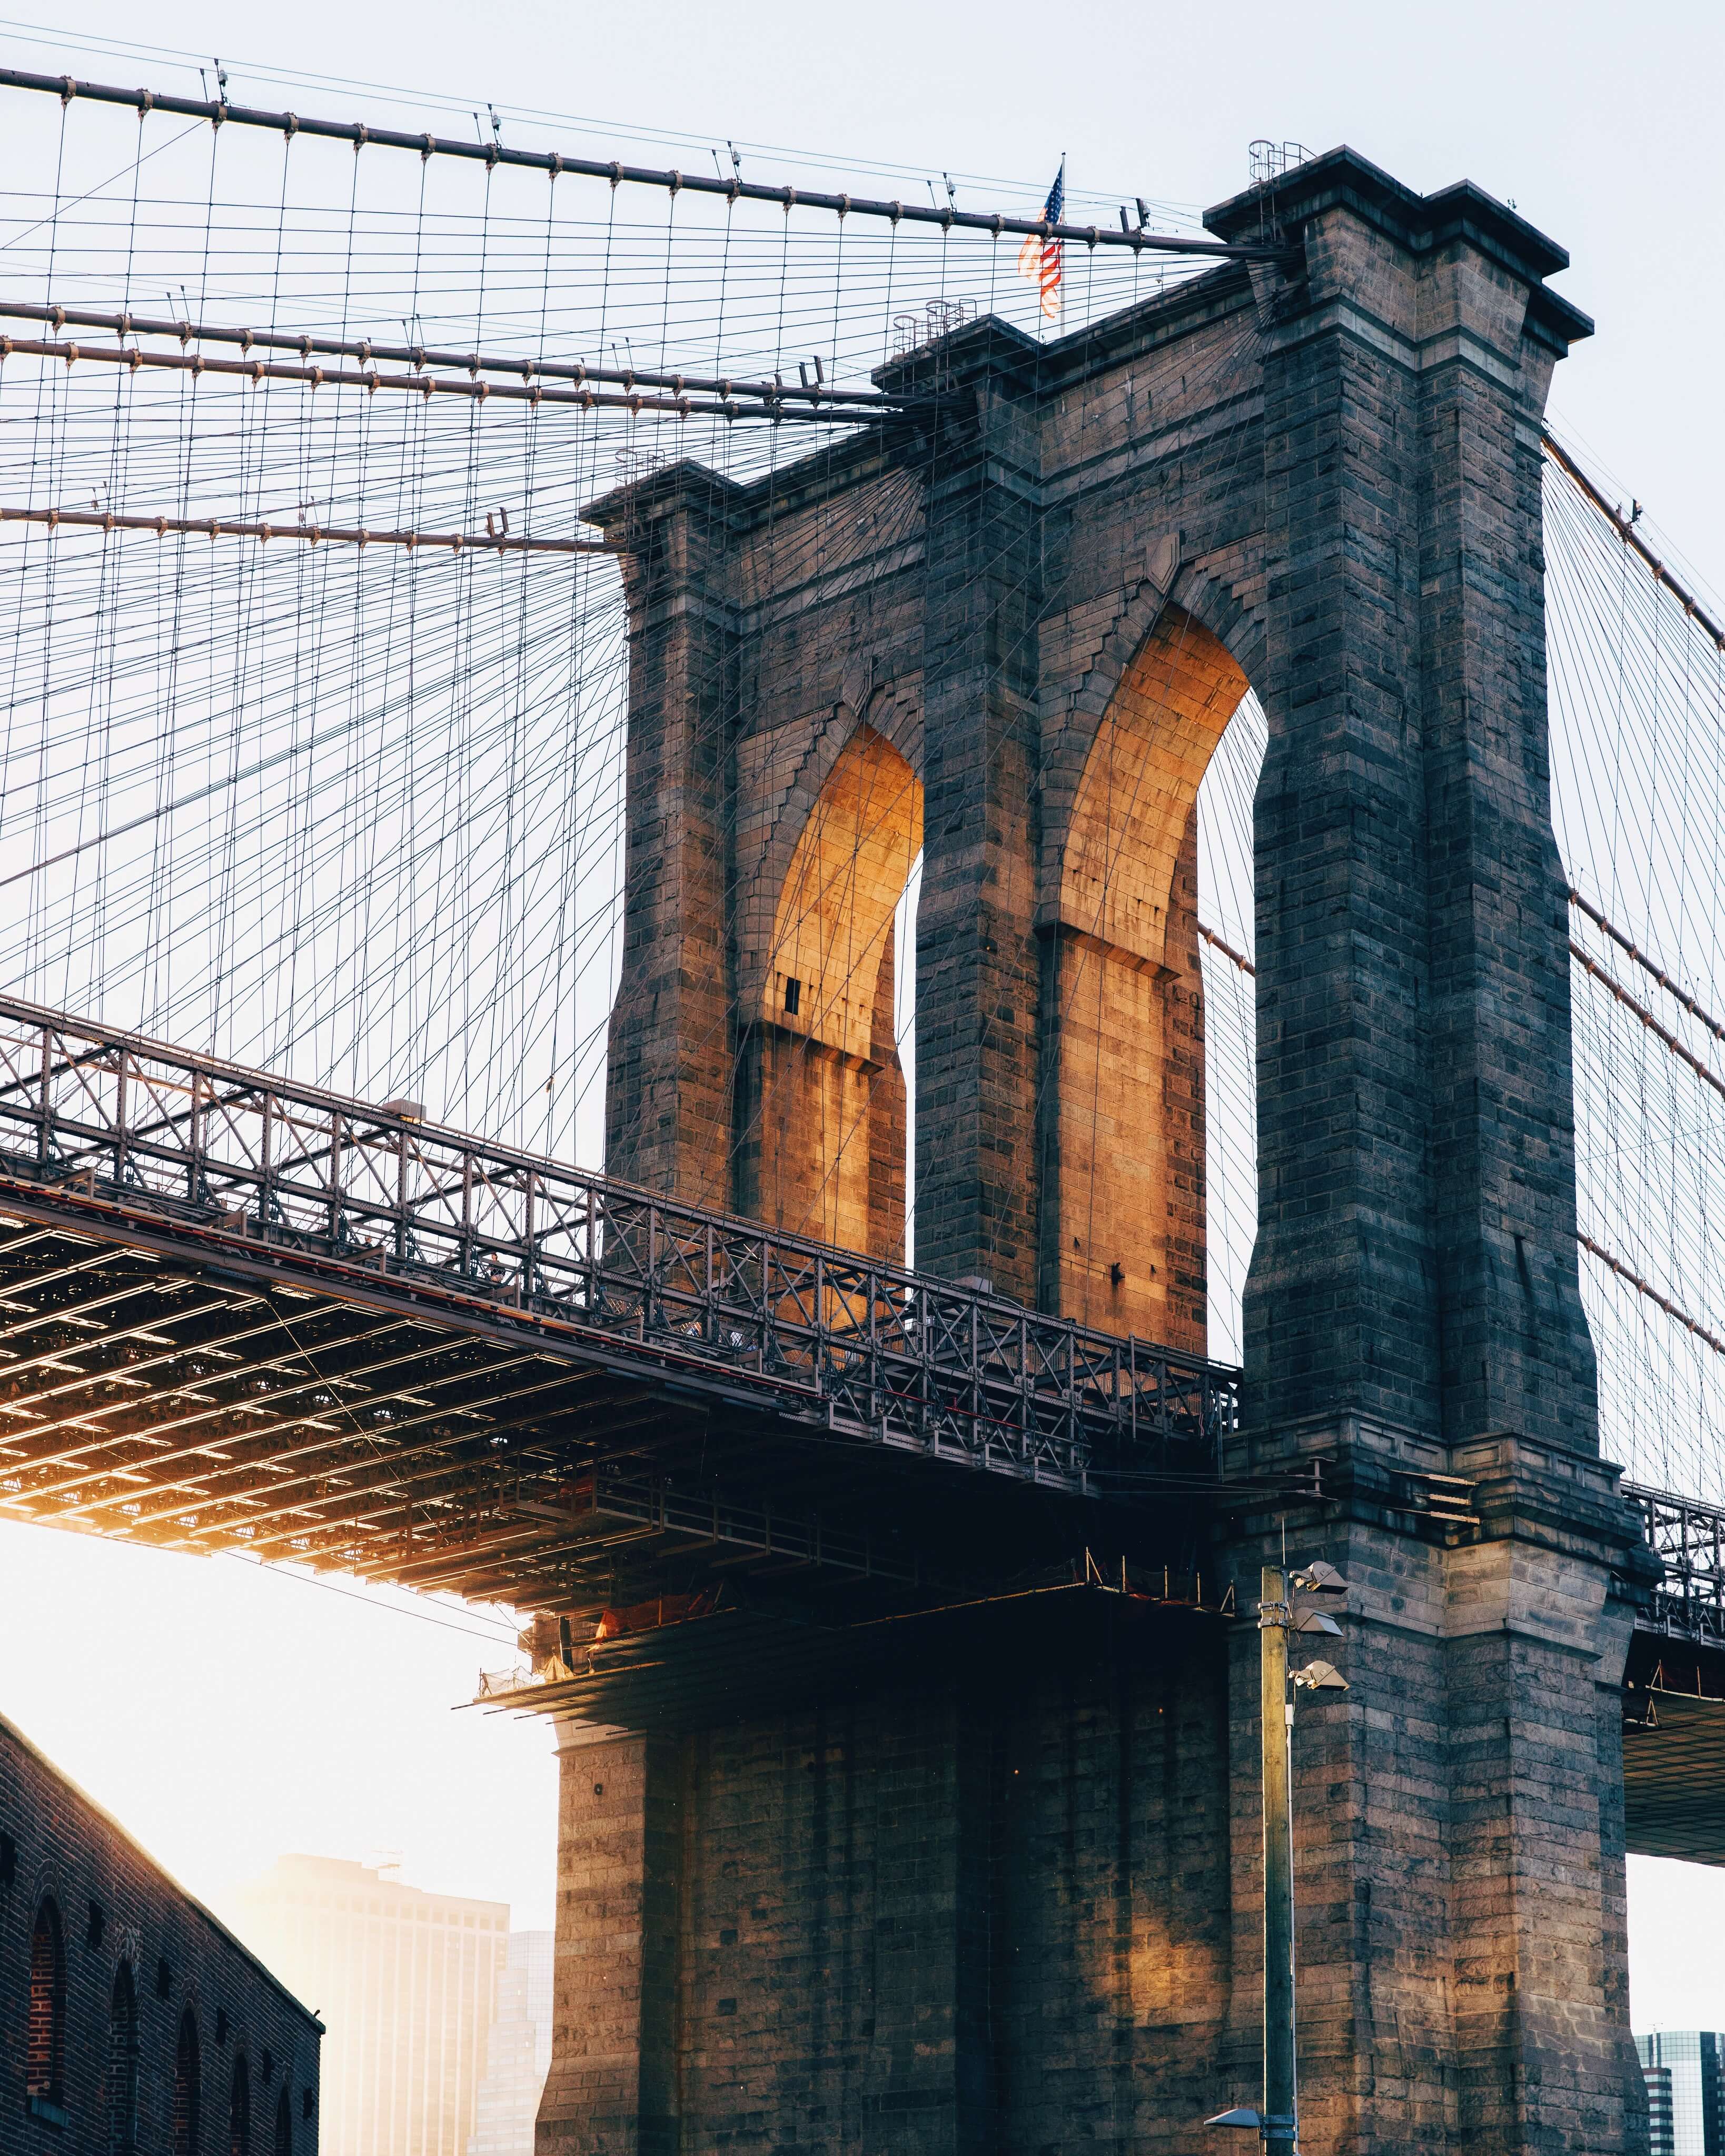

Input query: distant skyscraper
[229,1855,508,2156]
[466,1933,553,2156]
[1638,2032,1725,2156]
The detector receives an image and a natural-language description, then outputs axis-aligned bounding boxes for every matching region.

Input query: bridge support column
[1206,160,1650,2154]
[911,352,1045,1304]
[537,1727,687,2156]
[591,470,741,1215]
[536,1694,1007,2156]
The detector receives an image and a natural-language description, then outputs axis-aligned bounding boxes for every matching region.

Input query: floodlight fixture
[1205,2104,1297,2144]
[1292,1609,1342,1636]
[1291,1659,1349,1692]
[1288,1560,1347,1595]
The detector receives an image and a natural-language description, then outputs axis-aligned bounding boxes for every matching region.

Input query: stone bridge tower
[549,149,1651,2155]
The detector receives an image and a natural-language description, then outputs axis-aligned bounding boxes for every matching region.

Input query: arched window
[25,1897,66,2119]
[173,2011,201,2156]
[227,2054,250,2156]
[106,1962,139,2151]
[272,2084,292,2156]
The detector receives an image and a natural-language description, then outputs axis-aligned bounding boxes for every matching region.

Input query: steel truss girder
[0,995,1240,1495]
[1629,1482,1725,1646]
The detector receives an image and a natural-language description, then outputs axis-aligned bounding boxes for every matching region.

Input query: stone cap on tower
[1205,144,1594,354]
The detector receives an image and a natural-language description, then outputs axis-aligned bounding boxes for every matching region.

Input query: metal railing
[1625,1483,1725,1645]
[0,995,1239,1489]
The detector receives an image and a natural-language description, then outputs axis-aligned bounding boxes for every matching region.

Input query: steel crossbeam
[0,995,1238,1505]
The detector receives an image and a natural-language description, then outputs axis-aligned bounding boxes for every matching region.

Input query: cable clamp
[283,113,298,138]
[60,76,75,106]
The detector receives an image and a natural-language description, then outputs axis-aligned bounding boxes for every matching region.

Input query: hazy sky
[1,0,1722,2013]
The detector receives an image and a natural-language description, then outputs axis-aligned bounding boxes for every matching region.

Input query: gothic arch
[733,712,922,1256]
[1038,602,1252,1344]
[735,679,922,1018]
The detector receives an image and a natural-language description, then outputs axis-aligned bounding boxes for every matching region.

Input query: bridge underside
[0,1185,1219,1623]
[1623,1632,1725,1866]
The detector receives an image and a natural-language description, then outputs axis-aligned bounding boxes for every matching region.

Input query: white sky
[1,0,1722,2018]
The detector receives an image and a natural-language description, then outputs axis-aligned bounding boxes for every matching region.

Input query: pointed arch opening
[1040,601,1252,1346]
[107,1961,139,2152]
[173,2011,201,2156]
[736,719,923,1256]
[228,2053,251,2156]
[272,2085,292,2156]
[26,1896,66,2122]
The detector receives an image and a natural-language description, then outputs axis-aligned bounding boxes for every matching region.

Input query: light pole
[1208,1558,1348,2153]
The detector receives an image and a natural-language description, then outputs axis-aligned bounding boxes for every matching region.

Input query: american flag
[1017,160,1065,321]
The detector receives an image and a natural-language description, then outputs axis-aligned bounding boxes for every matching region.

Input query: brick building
[0,1710,320,2155]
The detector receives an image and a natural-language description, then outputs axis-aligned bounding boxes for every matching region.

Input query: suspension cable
[0,67,1290,263]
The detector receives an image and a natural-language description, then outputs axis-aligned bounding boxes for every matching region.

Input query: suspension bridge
[0,64,1719,2151]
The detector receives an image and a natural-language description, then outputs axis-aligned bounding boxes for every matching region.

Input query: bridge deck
[8,991,1725,1862]
[0,995,1237,1612]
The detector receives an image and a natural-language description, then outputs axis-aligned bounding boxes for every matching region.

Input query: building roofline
[0,1707,324,2034]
